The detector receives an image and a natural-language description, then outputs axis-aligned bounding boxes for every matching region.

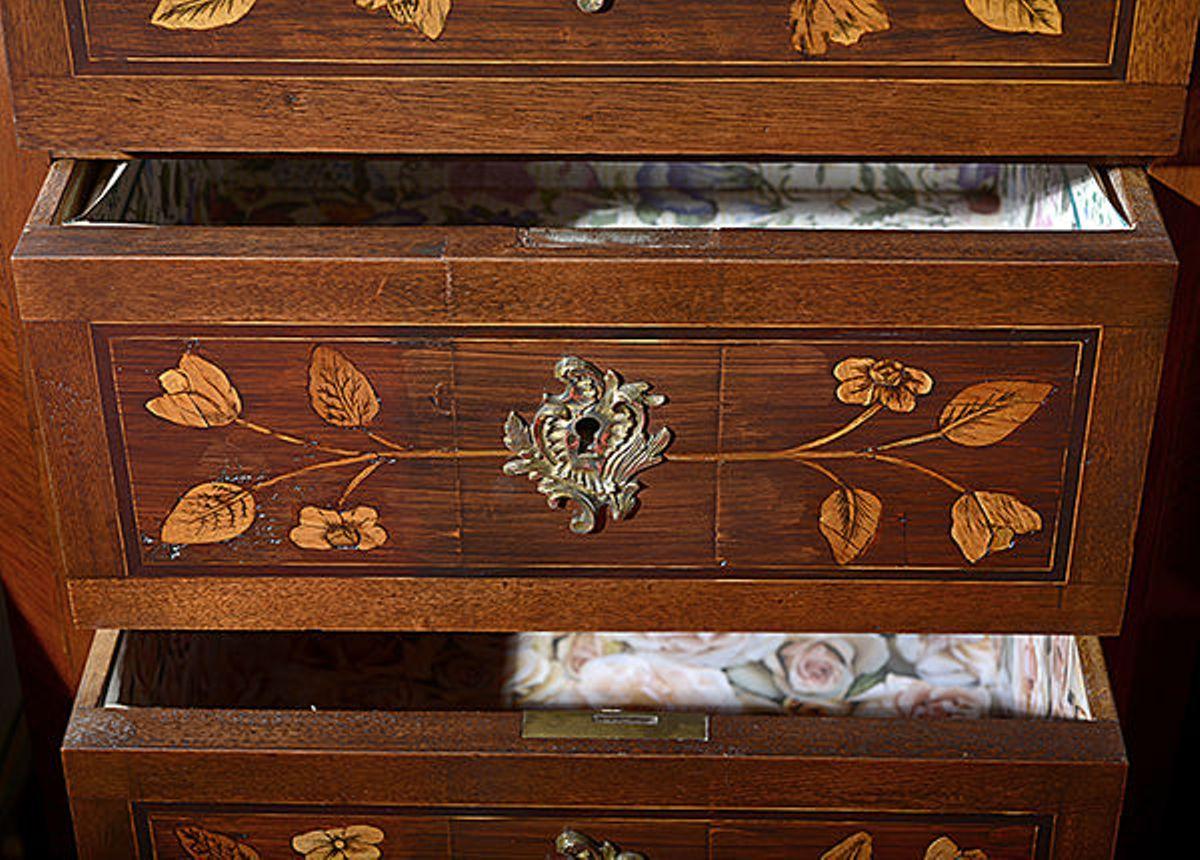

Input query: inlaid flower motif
[833,357,933,413]
[289,506,388,551]
[146,352,242,428]
[291,825,384,860]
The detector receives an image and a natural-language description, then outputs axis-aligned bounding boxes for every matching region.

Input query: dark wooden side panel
[0,31,84,860]
[71,799,136,860]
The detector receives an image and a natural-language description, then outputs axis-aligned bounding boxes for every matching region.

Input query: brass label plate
[521,709,709,741]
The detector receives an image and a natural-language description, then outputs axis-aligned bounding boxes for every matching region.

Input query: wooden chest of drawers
[5,2,1198,857]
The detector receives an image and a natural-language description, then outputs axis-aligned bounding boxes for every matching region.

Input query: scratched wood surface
[61,632,1124,859]
[2,0,1198,153]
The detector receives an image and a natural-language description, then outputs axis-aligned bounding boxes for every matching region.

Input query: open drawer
[64,630,1125,859]
[11,159,1175,633]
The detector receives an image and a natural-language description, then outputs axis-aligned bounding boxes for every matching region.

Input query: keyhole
[575,416,601,452]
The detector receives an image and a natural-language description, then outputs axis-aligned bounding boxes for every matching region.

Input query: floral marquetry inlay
[292,825,385,860]
[790,0,1063,56]
[148,346,406,551]
[666,355,1053,567]
[141,345,1057,568]
[150,0,450,39]
[823,832,988,859]
[147,0,1061,53]
[175,825,261,859]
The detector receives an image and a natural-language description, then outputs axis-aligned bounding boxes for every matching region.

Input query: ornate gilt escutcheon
[555,828,647,860]
[503,356,672,534]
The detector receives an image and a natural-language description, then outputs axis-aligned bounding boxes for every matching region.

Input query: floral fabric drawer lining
[115,631,1090,721]
[76,160,1129,232]
[507,633,1091,719]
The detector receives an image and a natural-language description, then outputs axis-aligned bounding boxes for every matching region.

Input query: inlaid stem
[872,428,947,452]
[253,453,380,491]
[794,457,851,491]
[337,459,386,507]
[861,453,967,494]
[365,430,410,454]
[235,418,362,457]
[365,430,505,459]
[785,403,883,453]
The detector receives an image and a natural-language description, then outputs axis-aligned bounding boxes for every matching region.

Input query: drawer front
[104,332,1088,575]
[136,809,1041,859]
[3,0,1198,153]
[33,321,1154,632]
[63,0,1125,71]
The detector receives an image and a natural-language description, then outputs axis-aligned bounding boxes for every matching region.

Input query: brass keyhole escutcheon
[574,416,602,453]
[502,356,672,534]
[555,828,646,860]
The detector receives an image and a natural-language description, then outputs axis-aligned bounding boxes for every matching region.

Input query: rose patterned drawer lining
[71,159,1129,231]
[109,631,1091,720]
